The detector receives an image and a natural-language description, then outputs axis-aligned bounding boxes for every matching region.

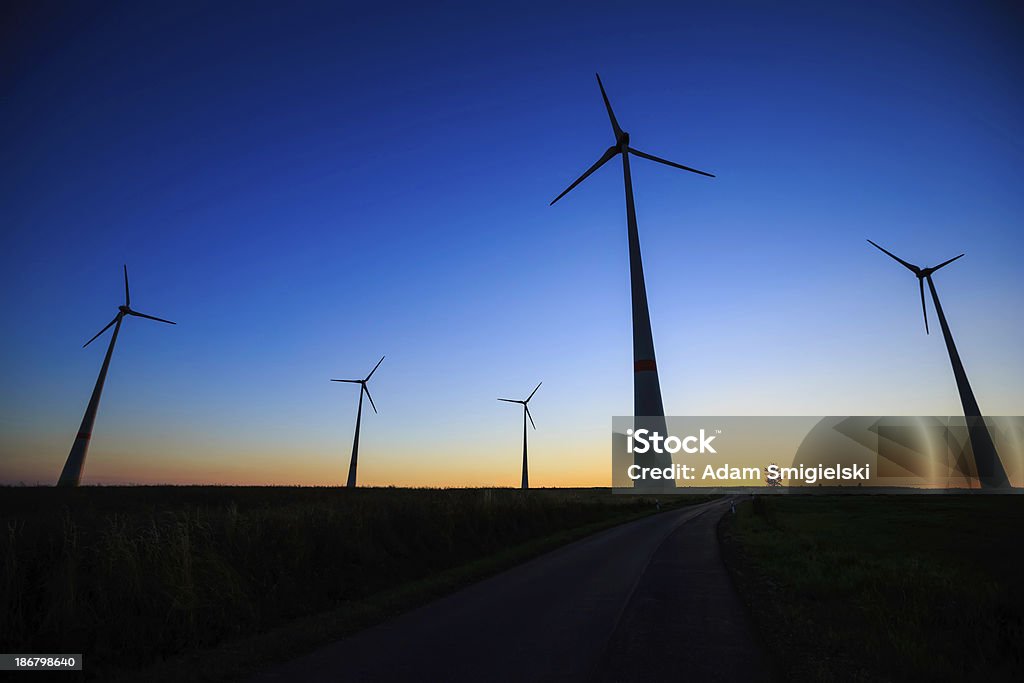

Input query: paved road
[254,497,770,682]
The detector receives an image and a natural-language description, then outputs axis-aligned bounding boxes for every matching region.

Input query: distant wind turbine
[498,382,541,489]
[867,239,1010,488]
[57,265,176,487]
[331,356,384,488]
[550,73,713,483]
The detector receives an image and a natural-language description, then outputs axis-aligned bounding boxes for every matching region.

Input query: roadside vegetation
[720,495,1024,681]
[0,486,705,680]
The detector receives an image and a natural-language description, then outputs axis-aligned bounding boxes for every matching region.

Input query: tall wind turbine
[57,265,176,487]
[498,382,541,489]
[867,239,1010,489]
[550,73,713,482]
[331,356,384,488]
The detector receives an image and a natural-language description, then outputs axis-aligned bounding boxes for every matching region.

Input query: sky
[1,0,1022,486]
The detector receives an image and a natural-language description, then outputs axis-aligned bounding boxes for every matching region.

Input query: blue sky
[1,0,1022,485]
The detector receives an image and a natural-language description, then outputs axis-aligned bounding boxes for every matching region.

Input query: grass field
[720,495,1024,682]
[0,486,705,680]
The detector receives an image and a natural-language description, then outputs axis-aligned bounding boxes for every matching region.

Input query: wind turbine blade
[363,384,378,414]
[550,146,618,206]
[331,379,362,383]
[83,315,119,348]
[497,398,520,404]
[123,265,130,307]
[595,73,623,138]
[628,147,715,178]
[525,404,536,430]
[128,310,176,325]
[919,278,929,335]
[930,253,964,273]
[365,355,385,382]
[526,381,542,402]
[866,239,919,273]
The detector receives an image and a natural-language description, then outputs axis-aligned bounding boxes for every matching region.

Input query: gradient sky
[2,0,1022,486]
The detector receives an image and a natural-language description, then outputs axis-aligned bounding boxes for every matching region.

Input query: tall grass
[723,495,1024,681]
[0,486,661,678]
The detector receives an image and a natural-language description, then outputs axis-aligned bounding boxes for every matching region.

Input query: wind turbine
[550,73,713,483]
[498,382,541,489]
[57,265,176,487]
[331,356,384,488]
[867,239,1010,489]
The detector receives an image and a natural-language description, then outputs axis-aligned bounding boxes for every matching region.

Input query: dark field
[721,495,1024,682]
[0,486,701,680]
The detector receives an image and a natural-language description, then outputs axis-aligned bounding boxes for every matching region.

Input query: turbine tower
[57,265,176,487]
[550,73,713,482]
[499,382,541,489]
[867,239,1010,489]
[331,356,384,488]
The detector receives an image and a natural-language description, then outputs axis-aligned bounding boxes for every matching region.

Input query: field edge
[121,496,711,683]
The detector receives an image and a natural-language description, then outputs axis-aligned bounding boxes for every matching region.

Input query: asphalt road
[253,497,771,682]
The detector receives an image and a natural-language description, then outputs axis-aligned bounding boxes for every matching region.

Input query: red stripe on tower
[634,359,657,372]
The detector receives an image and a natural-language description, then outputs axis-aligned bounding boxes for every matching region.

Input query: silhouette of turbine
[57,265,176,487]
[868,239,1010,489]
[331,356,384,488]
[551,73,713,485]
[498,382,541,489]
